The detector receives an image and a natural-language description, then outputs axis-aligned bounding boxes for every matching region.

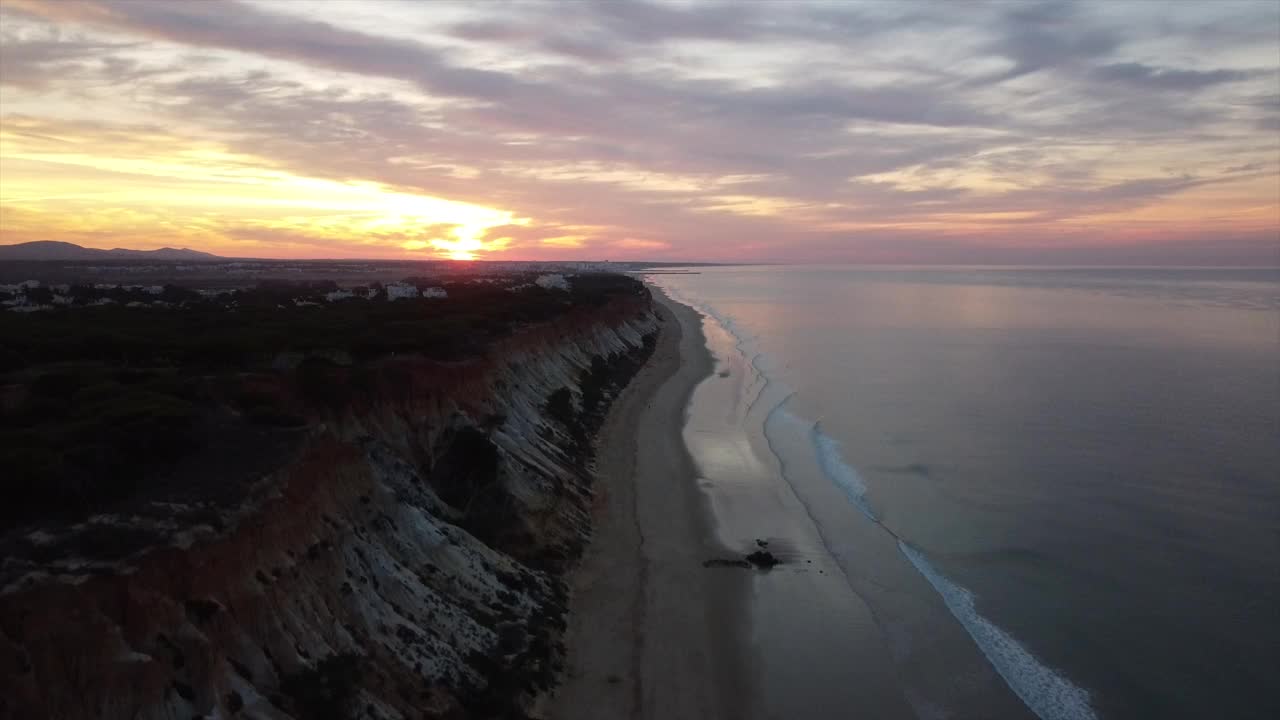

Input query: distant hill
[0,241,222,261]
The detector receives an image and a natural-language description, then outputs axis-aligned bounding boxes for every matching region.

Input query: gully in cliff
[0,267,659,720]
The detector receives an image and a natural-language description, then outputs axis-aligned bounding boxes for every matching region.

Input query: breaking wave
[899,542,1099,720]
[808,415,1098,720]
[811,423,877,522]
[655,276,1099,720]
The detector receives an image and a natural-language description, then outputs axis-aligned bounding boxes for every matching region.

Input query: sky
[0,0,1277,263]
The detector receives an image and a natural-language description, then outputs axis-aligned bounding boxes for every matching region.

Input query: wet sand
[552,289,916,720]
[551,290,749,720]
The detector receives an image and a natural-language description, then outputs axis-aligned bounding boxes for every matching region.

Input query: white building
[535,274,570,291]
[422,287,448,299]
[385,282,420,301]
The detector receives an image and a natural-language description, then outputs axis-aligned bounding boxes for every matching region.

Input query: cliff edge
[0,274,659,720]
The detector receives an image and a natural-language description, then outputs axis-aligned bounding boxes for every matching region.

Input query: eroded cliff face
[0,293,659,720]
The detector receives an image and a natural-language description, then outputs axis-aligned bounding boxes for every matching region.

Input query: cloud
[981,0,1120,82]
[1093,62,1252,90]
[611,238,672,251]
[7,0,526,101]
[2,0,1276,263]
[0,24,142,89]
[449,1,764,49]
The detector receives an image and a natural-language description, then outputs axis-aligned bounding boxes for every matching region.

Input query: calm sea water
[650,267,1280,720]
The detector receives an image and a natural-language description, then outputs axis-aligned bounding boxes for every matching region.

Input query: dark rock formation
[0,285,659,720]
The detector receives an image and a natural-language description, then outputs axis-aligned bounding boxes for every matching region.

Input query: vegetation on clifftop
[0,272,649,534]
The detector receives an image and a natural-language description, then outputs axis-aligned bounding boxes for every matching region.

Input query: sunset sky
[0,0,1277,263]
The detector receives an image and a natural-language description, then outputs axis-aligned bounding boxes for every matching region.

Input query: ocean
[648,266,1280,720]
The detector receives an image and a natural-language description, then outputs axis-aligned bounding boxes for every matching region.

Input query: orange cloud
[0,117,525,259]
[1,0,1276,264]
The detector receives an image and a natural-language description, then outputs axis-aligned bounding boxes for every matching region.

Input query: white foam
[655,275,1100,720]
[743,352,784,417]
[898,542,1098,720]
[811,424,878,522]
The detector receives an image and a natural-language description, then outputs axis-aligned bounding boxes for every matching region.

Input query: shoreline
[608,276,1033,720]
[552,282,923,720]
[551,288,752,720]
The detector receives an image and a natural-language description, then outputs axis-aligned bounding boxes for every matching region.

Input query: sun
[427,223,493,261]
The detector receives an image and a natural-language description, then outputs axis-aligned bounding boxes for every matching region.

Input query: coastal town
[0,272,576,313]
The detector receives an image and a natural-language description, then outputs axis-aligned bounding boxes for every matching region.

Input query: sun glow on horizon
[0,119,524,259]
[0,0,1276,264]
[423,223,518,260]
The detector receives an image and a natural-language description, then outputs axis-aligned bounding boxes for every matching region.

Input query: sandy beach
[551,290,751,720]
[552,286,925,720]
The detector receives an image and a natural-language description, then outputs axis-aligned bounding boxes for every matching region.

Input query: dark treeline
[0,273,647,534]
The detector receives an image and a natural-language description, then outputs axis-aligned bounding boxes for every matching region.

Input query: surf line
[775,400,1100,720]
[659,280,1099,720]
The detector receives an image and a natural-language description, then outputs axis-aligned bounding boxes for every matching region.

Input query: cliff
[0,287,659,720]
